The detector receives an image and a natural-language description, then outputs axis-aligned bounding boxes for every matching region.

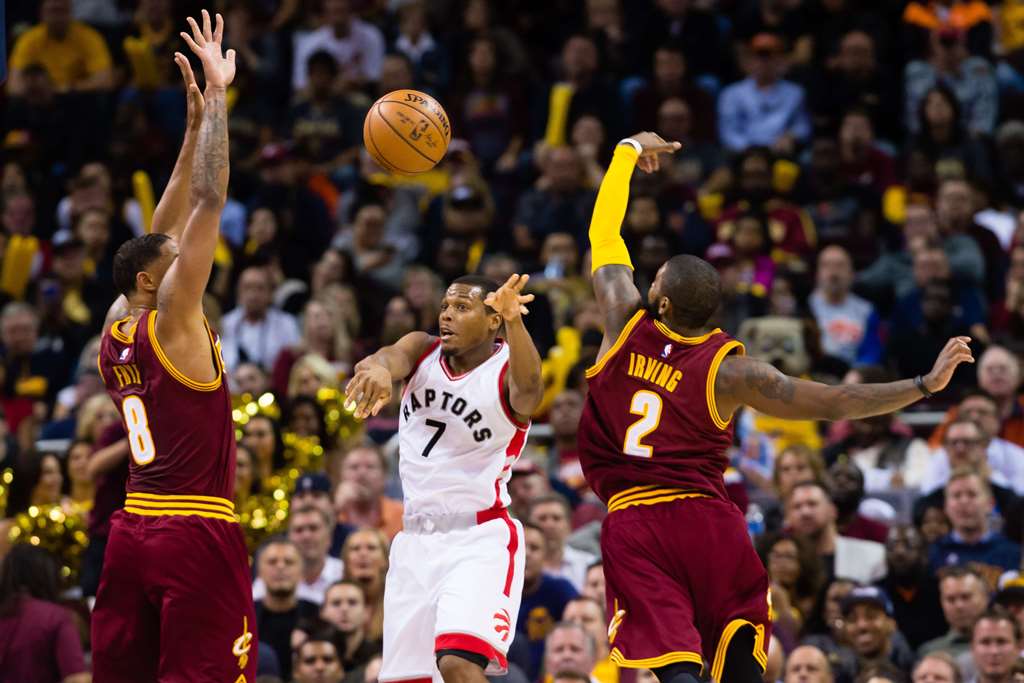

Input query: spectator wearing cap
[785,644,834,683]
[920,566,992,659]
[7,0,114,96]
[842,587,916,680]
[786,481,887,584]
[810,246,883,372]
[993,572,1024,639]
[220,266,302,371]
[879,525,949,651]
[928,467,1022,581]
[904,28,997,138]
[717,33,811,154]
[254,505,343,606]
[518,523,578,681]
[334,445,403,542]
[967,608,1023,683]
[291,0,385,91]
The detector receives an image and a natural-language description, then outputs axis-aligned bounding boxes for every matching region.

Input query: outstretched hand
[174,52,204,132]
[180,9,236,89]
[484,274,535,321]
[629,131,683,173]
[344,365,393,420]
[923,336,975,394]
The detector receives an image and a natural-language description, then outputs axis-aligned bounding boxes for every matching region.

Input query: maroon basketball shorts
[91,493,257,683]
[600,488,771,676]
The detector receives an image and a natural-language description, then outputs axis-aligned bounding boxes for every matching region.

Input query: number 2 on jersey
[623,390,663,458]
[122,396,156,465]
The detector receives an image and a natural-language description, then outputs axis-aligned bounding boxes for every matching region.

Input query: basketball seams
[365,115,411,175]
[375,102,443,165]
[381,99,450,145]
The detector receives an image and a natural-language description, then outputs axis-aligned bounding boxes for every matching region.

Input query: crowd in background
[3,0,1024,682]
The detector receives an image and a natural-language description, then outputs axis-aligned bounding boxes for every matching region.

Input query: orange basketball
[363,89,452,175]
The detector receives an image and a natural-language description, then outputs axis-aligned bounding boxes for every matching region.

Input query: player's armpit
[103,296,130,333]
[592,265,642,358]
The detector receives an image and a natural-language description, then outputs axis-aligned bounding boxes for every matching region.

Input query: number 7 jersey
[578,309,746,505]
[398,339,529,517]
[98,310,237,503]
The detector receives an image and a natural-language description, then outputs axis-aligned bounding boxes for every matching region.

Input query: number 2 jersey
[398,339,529,517]
[578,309,746,506]
[98,310,237,516]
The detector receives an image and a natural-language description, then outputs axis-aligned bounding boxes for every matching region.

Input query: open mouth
[440,327,455,341]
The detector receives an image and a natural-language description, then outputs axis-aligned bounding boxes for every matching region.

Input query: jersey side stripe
[148,311,222,392]
[706,341,745,430]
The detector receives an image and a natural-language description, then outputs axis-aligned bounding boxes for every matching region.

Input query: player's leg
[433,515,525,682]
[690,499,771,683]
[650,662,704,683]
[380,531,441,682]
[91,516,161,683]
[151,518,257,683]
[600,507,705,670]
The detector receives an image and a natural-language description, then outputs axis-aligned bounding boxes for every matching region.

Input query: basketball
[363,89,452,175]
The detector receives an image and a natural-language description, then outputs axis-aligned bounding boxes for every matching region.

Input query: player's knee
[436,650,488,683]
[720,625,765,683]
[653,661,703,683]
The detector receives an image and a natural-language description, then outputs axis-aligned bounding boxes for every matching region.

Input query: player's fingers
[517,273,530,288]
[186,16,205,45]
[180,31,201,54]
[519,293,535,304]
[226,49,236,66]
[202,9,213,42]
[214,12,224,44]
[520,305,530,315]
[370,396,389,417]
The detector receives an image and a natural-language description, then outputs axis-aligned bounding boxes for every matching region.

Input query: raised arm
[589,132,680,357]
[345,331,437,419]
[159,11,235,325]
[713,336,974,422]
[485,274,543,419]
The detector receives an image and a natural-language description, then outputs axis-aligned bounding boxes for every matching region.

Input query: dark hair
[958,387,998,406]
[917,84,964,148]
[5,452,60,517]
[0,545,60,617]
[284,395,328,445]
[325,578,368,604]
[856,662,907,683]
[521,521,546,536]
[659,254,721,328]
[292,617,343,662]
[307,50,339,77]
[244,414,287,471]
[450,275,499,314]
[112,233,172,296]
[755,532,825,612]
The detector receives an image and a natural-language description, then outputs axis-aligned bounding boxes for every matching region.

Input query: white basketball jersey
[399,339,529,516]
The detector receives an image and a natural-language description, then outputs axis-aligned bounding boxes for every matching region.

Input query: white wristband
[618,138,642,154]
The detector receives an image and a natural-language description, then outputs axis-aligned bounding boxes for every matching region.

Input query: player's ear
[136,270,156,293]
[658,296,671,318]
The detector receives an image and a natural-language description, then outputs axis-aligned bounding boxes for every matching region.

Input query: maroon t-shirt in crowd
[0,597,86,682]
[88,421,128,539]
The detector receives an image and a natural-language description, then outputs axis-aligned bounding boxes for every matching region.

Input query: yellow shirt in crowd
[10,22,112,89]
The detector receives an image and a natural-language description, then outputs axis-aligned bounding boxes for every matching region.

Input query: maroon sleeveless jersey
[578,309,745,504]
[98,310,236,501]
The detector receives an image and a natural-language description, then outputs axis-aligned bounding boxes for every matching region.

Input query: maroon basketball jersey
[98,310,236,501]
[578,309,745,504]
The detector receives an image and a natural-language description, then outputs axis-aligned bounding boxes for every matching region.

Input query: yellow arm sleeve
[589,144,639,273]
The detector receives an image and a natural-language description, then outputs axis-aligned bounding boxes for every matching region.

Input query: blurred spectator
[968,609,1022,683]
[717,33,811,154]
[902,1,993,61]
[334,445,403,542]
[221,266,302,371]
[392,1,449,93]
[841,586,916,680]
[320,580,380,671]
[7,0,114,95]
[292,0,385,91]
[517,523,578,681]
[786,481,887,584]
[630,43,717,142]
[756,531,825,626]
[784,644,834,683]
[287,51,362,172]
[880,525,949,650]
[528,493,597,591]
[909,85,994,191]
[904,30,997,138]
[919,565,991,658]
[563,597,616,683]
[810,246,883,370]
[292,624,346,683]
[548,389,586,494]
[634,0,729,79]
[911,653,962,683]
[543,621,598,683]
[928,468,1021,580]
[935,179,1005,302]
[581,561,605,605]
[0,545,89,683]
[254,505,343,606]
[339,529,388,643]
[334,202,406,290]
[837,110,898,199]
[514,146,597,257]
[254,537,320,683]
[826,460,889,544]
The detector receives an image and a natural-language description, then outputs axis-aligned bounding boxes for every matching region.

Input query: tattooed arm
[158,10,236,325]
[713,336,975,422]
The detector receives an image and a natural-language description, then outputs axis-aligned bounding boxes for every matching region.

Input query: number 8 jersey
[578,309,746,505]
[98,310,237,504]
[398,339,529,517]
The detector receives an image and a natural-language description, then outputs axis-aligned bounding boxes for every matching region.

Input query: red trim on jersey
[497,361,530,429]
[500,511,518,597]
[435,633,507,669]
[382,678,432,683]
[439,340,504,381]
[405,339,441,382]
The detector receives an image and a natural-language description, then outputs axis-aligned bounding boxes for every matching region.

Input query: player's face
[289,511,331,563]
[322,584,367,633]
[523,527,546,583]
[438,284,498,355]
[259,543,302,595]
[972,619,1019,679]
[293,641,343,683]
[530,501,571,544]
[583,564,605,604]
[844,604,892,657]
